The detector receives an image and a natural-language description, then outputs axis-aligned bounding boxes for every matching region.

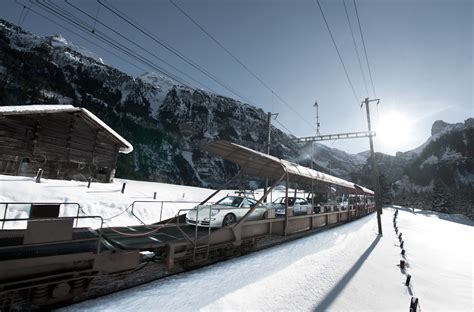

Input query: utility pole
[292,98,382,235]
[362,97,383,235]
[266,112,272,155]
[264,112,278,202]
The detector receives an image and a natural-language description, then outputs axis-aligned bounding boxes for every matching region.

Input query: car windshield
[273,197,296,206]
[215,196,243,207]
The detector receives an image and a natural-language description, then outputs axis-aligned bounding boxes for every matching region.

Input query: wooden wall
[0,112,123,183]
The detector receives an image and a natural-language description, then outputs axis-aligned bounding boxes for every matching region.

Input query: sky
[0,0,472,155]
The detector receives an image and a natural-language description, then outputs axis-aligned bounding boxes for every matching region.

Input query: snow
[0,104,78,115]
[60,206,473,311]
[51,34,106,65]
[1,175,472,310]
[441,147,464,162]
[81,107,133,154]
[0,105,133,154]
[393,207,474,311]
[181,150,207,186]
[420,155,438,168]
[405,122,464,158]
[138,71,177,111]
[0,174,225,229]
[41,90,74,105]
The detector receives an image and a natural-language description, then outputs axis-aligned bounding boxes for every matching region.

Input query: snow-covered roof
[203,140,374,194]
[0,105,133,154]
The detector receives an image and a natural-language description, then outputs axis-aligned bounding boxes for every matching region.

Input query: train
[0,140,376,310]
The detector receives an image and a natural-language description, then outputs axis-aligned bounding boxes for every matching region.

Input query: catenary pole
[264,112,272,202]
[362,97,383,235]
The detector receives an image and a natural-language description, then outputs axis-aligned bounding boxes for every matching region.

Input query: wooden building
[0,105,133,182]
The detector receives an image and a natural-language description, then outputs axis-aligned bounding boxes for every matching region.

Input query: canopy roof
[202,140,374,195]
[0,105,133,153]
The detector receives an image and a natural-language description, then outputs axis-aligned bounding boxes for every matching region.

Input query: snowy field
[0,174,231,228]
[0,175,472,311]
[0,174,291,228]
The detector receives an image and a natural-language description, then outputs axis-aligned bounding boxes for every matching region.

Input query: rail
[0,202,83,229]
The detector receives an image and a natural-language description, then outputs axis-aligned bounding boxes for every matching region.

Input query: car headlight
[211,209,220,216]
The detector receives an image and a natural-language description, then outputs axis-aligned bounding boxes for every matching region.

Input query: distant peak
[139,72,177,91]
[50,34,68,45]
[431,120,450,136]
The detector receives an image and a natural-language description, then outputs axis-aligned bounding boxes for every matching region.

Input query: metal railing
[0,215,104,254]
[129,200,205,225]
[175,207,213,262]
[0,202,83,229]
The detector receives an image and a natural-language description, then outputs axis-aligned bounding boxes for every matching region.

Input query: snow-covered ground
[62,207,472,311]
[1,175,472,311]
[0,174,227,228]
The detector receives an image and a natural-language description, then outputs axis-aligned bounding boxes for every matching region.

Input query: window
[216,196,243,207]
[242,198,256,208]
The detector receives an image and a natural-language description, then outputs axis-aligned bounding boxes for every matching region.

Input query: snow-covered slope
[298,142,367,178]
[49,34,105,65]
[403,119,468,160]
[60,206,473,311]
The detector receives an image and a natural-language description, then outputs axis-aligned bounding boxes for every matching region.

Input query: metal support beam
[362,97,383,235]
[292,131,376,143]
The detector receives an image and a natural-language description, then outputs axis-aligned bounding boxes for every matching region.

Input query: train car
[0,140,375,310]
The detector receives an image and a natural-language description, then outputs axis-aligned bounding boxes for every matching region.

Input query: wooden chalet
[0,105,133,183]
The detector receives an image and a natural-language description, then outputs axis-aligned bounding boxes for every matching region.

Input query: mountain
[379,119,473,216]
[0,19,363,188]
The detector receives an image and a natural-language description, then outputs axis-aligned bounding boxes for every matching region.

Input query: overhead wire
[315,0,359,104]
[343,0,369,97]
[353,0,376,98]
[14,1,148,73]
[20,1,310,140]
[97,0,254,104]
[63,0,214,92]
[32,0,197,88]
[17,3,26,25]
[274,119,296,137]
[169,0,316,130]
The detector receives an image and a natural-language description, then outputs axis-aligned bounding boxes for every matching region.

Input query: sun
[375,111,412,151]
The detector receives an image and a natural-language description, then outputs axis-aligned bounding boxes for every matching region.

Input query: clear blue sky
[1,0,472,155]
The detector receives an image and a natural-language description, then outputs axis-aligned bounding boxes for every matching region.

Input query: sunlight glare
[375,111,413,151]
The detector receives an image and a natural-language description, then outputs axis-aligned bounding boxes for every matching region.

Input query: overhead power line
[169,0,316,130]
[274,118,296,137]
[37,0,251,97]
[343,0,369,97]
[63,0,213,92]
[32,0,196,88]
[97,0,254,105]
[315,0,359,104]
[353,0,377,98]
[14,1,148,73]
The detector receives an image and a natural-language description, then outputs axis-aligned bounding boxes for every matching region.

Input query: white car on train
[270,197,313,216]
[185,195,267,228]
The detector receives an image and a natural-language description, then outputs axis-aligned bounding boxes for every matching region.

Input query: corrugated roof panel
[203,140,374,195]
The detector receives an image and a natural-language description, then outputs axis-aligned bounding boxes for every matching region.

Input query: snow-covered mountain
[387,119,473,215]
[0,19,365,187]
